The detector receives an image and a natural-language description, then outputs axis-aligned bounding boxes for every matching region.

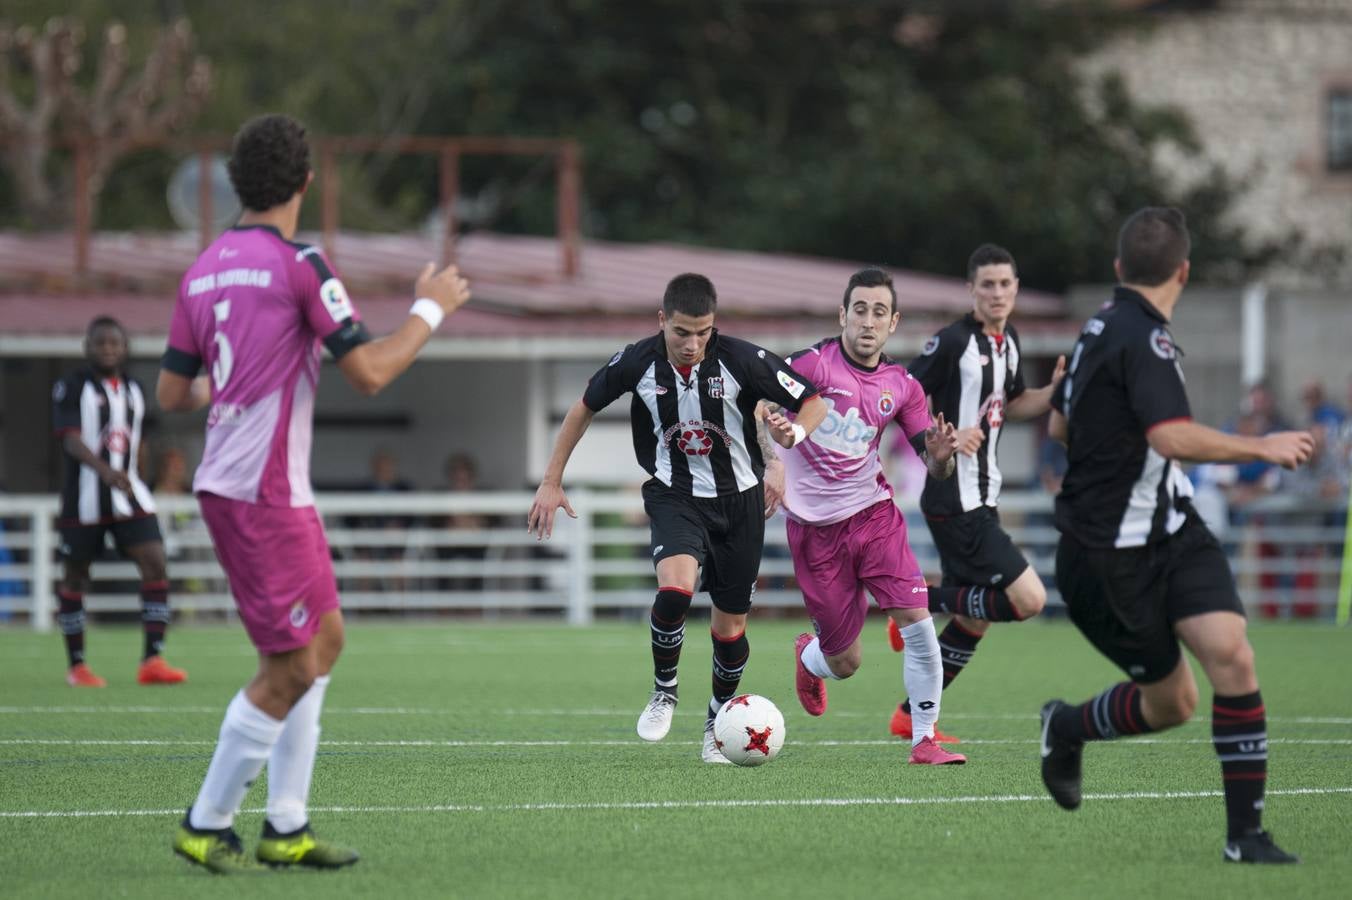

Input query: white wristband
[410,297,444,332]
[790,424,807,447]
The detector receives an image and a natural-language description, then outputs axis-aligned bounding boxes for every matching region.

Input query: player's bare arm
[922,411,959,480]
[1147,420,1315,469]
[1006,354,1067,421]
[763,394,828,449]
[527,399,596,539]
[155,372,211,413]
[61,432,132,492]
[755,402,785,518]
[1048,408,1068,445]
[338,263,471,396]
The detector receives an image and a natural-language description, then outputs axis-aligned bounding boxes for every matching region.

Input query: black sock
[1052,681,1156,743]
[262,819,311,839]
[140,580,170,660]
[708,629,749,721]
[1213,691,1267,840]
[927,585,1023,621]
[57,588,86,667]
[650,587,691,697]
[901,618,983,714]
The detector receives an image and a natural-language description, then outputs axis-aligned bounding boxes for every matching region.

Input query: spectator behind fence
[1301,379,1345,432]
[347,448,414,592]
[436,452,489,592]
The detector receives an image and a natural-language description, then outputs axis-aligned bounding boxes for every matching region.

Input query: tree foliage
[0,0,1307,289]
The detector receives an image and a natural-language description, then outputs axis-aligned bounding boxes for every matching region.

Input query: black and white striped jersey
[52,367,156,525]
[1051,286,1195,549]
[908,314,1027,516]
[583,330,819,498]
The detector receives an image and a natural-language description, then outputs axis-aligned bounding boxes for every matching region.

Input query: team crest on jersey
[878,389,896,416]
[1149,327,1176,360]
[921,335,940,356]
[776,370,806,399]
[707,376,724,399]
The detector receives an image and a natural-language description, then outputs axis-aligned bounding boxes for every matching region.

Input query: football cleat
[794,633,827,717]
[701,720,732,764]
[1223,830,1299,864]
[889,705,960,744]
[65,663,106,688]
[636,690,678,742]
[908,735,967,765]
[173,822,269,875]
[256,823,359,869]
[138,655,187,685]
[887,617,905,652]
[1039,699,1083,811]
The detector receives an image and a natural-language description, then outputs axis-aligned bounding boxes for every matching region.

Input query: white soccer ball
[712,694,785,766]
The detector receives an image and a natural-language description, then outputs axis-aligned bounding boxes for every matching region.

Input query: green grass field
[1,618,1348,899]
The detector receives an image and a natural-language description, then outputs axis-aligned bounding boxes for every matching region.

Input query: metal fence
[0,491,1344,630]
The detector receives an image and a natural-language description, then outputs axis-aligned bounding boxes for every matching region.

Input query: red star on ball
[744,726,773,755]
[727,695,752,708]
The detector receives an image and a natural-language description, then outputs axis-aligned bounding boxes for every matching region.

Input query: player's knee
[827,652,860,679]
[1209,636,1256,685]
[1008,576,1047,620]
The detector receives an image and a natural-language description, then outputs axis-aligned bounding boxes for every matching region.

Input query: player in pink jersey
[775,268,966,765]
[157,114,470,875]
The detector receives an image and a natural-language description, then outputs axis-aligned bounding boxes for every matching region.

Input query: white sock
[189,691,286,830]
[266,675,330,833]
[800,637,840,680]
[900,619,942,747]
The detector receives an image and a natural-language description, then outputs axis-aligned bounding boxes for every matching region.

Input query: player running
[885,244,1065,743]
[1040,207,1312,863]
[51,316,187,688]
[158,114,471,874]
[778,268,966,765]
[527,273,827,763]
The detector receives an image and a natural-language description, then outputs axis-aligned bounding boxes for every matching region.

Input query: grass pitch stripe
[3,786,1350,819]
[4,737,1351,748]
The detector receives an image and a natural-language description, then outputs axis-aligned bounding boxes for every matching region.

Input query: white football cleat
[702,720,732,764]
[636,690,678,742]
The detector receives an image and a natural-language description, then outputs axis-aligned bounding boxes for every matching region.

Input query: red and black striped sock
[1052,682,1155,742]
[140,580,170,660]
[649,587,691,697]
[709,629,749,721]
[926,585,1024,621]
[901,618,983,714]
[1213,691,1267,840]
[57,588,86,667]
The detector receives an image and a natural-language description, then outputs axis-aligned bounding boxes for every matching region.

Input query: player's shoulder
[713,332,768,360]
[52,368,89,402]
[785,337,838,367]
[604,334,662,370]
[918,316,972,356]
[286,240,336,280]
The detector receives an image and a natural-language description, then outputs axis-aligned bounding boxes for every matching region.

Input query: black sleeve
[906,329,953,396]
[51,376,81,435]
[1050,360,1069,415]
[322,319,373,360]
[161,347,202,377]
[582,344,642,412]
[740,345,818,412]
[907,431,928,458]
[1125,326,1191,429]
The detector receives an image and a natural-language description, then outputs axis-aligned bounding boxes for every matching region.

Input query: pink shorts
[786,499,928,656]
[198,492,340,655]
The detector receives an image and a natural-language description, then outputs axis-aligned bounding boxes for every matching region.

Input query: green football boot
[173,822,270,875]
[256,822,360,869]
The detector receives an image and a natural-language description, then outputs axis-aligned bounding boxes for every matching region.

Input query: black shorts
[924,506,1030,589]
[1056,514,1243,684]
[58,515,163,566]
[642,478,764,614]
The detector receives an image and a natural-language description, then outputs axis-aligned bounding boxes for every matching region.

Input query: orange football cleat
[886,617,905,652]
[137,656,187,685]
[66,663,107,688]
[890,704,961,744]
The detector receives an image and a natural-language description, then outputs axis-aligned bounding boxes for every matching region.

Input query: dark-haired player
[1040,207,1313,864]
[159,114,471,874]
[52,316,186,688]
[886,244,1064,743]
[528,273,827,763]
[778,268,966,765]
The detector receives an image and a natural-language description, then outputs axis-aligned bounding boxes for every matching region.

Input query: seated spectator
[437,452,488,592]
[348,449,415,592]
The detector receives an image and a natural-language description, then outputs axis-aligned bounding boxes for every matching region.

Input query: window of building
[1328,89,1352,172]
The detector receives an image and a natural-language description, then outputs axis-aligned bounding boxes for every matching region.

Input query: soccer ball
[712,694,785,766]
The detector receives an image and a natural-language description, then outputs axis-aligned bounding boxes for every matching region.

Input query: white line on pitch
[2,786,1349,819]
[3,737,1349,748]
[1,706,1349,725]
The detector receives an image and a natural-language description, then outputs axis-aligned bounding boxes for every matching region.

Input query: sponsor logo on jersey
[218,246,239,260]
[295,246,323,262]
[978,392,1006,429]
[878,389,896,416]
[661,419,734,456]
[707,376,724,399]
[320,278,355,323]
[776,370,806,399]
[823,387,854,398]
[1149,327,1176,360]
[810,398,878,459]
[101,427,130,455]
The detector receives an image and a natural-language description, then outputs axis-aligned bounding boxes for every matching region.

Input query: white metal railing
[0,491,1345,630]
